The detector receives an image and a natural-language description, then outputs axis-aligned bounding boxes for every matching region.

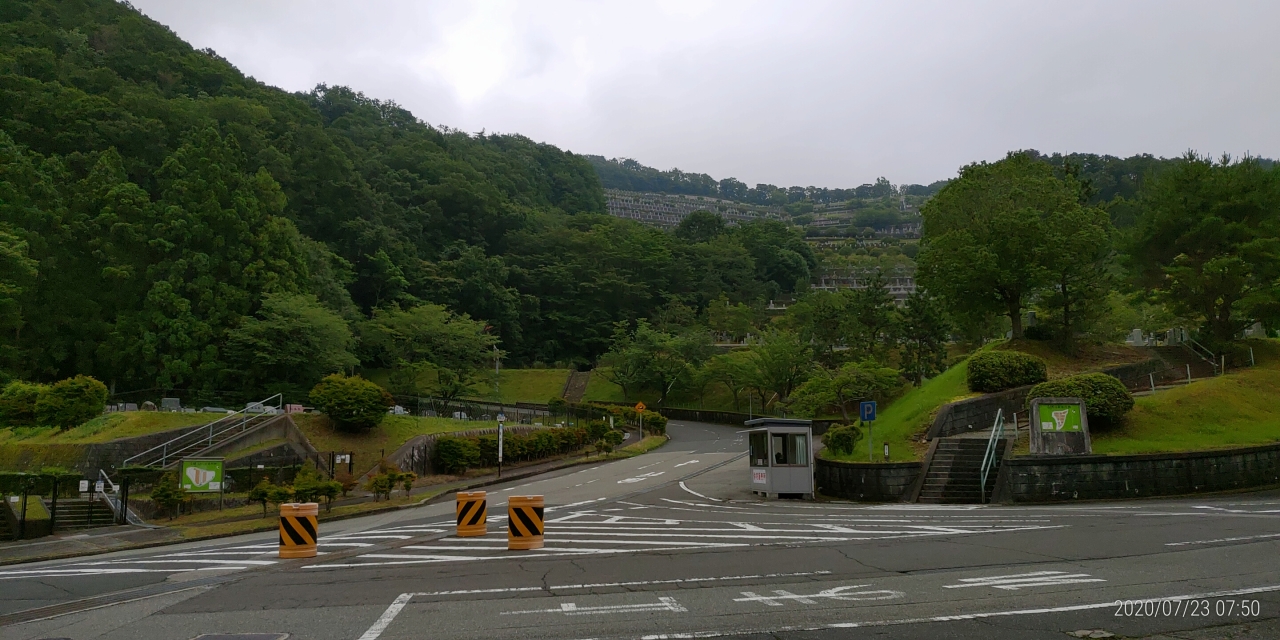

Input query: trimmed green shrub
[1027,373,1134,430]
[966,351,1048,393]
[35,375,108,430]
[0,381,46,426]
[308,373,394,432]
[822,424,863,456]
[433,435,481,474]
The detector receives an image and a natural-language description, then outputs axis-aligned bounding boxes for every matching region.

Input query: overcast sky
[130,0,1280,188]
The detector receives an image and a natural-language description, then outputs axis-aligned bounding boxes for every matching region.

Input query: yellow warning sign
[634,402,646,412]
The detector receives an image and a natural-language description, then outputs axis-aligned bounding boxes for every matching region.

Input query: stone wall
[926,386,1031,440]
[992,442,1280,503]
[814,458,922,502]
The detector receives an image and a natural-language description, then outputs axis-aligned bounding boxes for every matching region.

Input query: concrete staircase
[125,413,279,468]
[562,371,591,403]
[52,497,116,531]
[0,508,11,540]
[917,437,1009,504]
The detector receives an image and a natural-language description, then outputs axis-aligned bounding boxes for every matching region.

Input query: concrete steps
[918,437,1008,504]
[562,371,591,403]
[52,498,116,530]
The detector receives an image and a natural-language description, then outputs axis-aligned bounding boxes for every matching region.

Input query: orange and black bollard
[507,495,544,550]
[456,491,487,537]
[279,502,318,558]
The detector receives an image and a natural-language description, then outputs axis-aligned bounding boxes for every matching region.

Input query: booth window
[770,433,809,466]
[749,432,769,467]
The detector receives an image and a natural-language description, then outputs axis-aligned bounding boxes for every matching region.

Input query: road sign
[634,402,646,412]
[860,401,877,422]
[180,458,224,492]
[497,413,506,423]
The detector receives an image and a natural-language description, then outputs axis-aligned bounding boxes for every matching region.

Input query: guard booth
[745,418,814,499]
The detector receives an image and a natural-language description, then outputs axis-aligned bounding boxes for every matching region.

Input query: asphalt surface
[2,420,1278,640]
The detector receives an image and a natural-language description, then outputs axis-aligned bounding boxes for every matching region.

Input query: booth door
[769,432,813,493]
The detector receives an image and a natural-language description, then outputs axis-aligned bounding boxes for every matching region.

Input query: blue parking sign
[860,401,877,422]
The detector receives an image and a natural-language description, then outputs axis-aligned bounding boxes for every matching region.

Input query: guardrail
[979,408,1005,504]
[122,394,283,468]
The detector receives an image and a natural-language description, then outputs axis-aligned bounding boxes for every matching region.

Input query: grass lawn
[1093,339,1280,455]
[821,357,974,463]
[993,339,1151,379]
[292,413,486,475]
[475,369,571,404]
[0,411,224,444]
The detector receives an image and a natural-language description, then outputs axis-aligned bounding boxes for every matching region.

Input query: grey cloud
[131,0,1280,187]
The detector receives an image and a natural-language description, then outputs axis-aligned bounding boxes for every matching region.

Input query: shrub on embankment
[967,351,1047,393]
[1028,373,1134,430]
[308,374,394,433]
[0,376,109,430]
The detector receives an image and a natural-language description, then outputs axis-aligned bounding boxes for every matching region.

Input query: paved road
[2,420,1279,640]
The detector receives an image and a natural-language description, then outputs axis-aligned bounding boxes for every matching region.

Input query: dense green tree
[791,360,900,423]
[747,330,813,411]
[360,303,497,396]
[846,273,895,361]
[894,291,952,385]
[674,210,726,243]
[1130,155,1280,345]
[919,153,1082,338]
[222,293,358,398]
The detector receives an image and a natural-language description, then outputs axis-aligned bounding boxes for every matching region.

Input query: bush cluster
[966,351,1048,393]
[434,423,627,475]
[1027,373,1134,430]
[822,424,863,456]
[0,375,108,430]
[308,373,394,433]
[544,400,668,435]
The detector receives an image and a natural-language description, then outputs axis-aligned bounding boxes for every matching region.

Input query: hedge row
[546,399,667,436]
[1028,373,1134,430]
[433,423,626,474]
[0,470,83,496]
[967,351,1048,393]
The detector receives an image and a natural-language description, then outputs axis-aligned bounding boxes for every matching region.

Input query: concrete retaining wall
[992,442,1280,502]
[0,420,219,474]
[814,458,922,502]
[926,386,1031,440]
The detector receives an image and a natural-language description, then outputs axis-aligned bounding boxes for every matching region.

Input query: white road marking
[674,460,700,468]
[734,585,905,607]
[629,583,1280,639]
[358,592,414,640]
[502,596,687,616]
[1165,532,1280,546]
[942,571,1105,590]
[619,472,666,484]
[678,481,722,502]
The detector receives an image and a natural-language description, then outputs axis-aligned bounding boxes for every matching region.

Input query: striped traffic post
[456,491,487,537]
[278,502,318,558]
[507,495,544,550]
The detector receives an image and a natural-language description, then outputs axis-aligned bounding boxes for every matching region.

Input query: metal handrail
[1184,338,1218,373]
[979,408,1005,504]
[122,394,283,468]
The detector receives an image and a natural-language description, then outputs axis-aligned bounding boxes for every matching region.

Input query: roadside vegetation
[0,411,224,444]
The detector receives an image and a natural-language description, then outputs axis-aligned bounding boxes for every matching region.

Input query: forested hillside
[0,0,811,399]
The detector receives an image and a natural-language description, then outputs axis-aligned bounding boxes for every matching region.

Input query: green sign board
[180,458,224,492]
[1037,403,1083,433]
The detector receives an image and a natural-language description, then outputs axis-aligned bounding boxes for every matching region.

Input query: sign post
[1028,397,1093,455]
[859,401,877,462]
[179,458,225,492]
[635,402,646,436]
[497,412,506,479]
